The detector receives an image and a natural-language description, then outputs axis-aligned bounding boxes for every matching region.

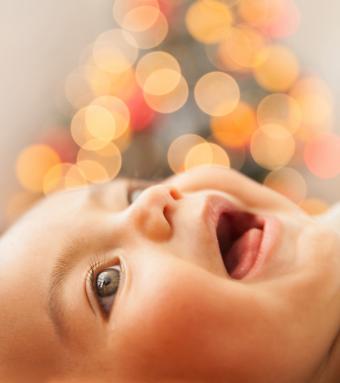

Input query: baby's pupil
[96,269,120,298]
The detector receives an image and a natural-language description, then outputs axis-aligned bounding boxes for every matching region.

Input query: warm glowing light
[290,76,333,137]
[184,142,230,170]
[167,134,206,173]
[238,0,300,38]
[250,125,295,170]
[304,133,340,179]
[214,44,248,73]
[85,105,116,142]
[136,51,181,89]
[93,29,138,74]
[43,163,87,195]
[257,93,301,135]
[143,68,181,96]
[71,97,129,151]
[194,72,240,116]
[76,160,110,183]
[128,11,169,49]
[143,74,189,113]
[238,0,273,26]
[299,198,329,215]
[90,96,131,141]
[185,0,233,44]
[16,145,61,193]
[77,143,122,180]
[113,0,160,31]
[71,108,107,151]
[218,26,266,69]
[211,101,257,148]
[253,44,299,92]
[264,167,307,203]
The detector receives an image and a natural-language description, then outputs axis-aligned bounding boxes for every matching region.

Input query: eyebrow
[47,237,90,342]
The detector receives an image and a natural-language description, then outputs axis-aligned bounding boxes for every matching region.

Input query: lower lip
[206,195,281,279]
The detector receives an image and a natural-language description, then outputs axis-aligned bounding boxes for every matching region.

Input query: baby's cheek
[115,261,225,376]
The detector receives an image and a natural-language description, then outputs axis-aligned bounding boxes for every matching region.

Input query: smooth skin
[0,165,339,383]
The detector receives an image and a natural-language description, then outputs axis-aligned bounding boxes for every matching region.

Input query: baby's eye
[94,265,122,315]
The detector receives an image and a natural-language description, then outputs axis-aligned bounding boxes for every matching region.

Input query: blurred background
[1,0,340,231]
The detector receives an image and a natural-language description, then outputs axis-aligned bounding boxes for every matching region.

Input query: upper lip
[203,194,279,280]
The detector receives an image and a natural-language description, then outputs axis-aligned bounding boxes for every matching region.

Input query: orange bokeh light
[250,124,296,170]
[253,44,299,92]
[167,134,206,173]
[194,71,240,116]
[257,93,302,135]
[184,142,230,170]
[218,26,266,70]
[186,0,233,44]
[290,76,334,138]
[16,145,61,193]
[264,167,307,203]
[93,29,138,74]
[211,101,257,148]
[299,198,329,215]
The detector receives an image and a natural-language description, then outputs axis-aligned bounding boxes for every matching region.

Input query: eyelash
[86,254,106,289]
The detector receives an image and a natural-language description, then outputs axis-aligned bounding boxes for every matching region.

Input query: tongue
[223,228,263,279]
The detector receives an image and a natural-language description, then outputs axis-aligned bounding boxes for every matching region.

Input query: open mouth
[216,210,265,279]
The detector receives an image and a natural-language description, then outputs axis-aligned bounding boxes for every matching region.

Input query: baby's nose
[127,184,182,241]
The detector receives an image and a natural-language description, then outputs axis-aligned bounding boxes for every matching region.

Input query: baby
[0,165,339,383]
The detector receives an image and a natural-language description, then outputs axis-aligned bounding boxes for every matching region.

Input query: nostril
[169,188,182,201]
[163,205,171,226]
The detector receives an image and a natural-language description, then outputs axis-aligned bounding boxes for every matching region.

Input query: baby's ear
[316,202,340,234]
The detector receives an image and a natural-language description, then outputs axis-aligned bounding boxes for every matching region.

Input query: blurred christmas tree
[8,0,340,225]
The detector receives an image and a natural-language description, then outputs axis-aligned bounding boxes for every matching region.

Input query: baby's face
[0,166,339,383]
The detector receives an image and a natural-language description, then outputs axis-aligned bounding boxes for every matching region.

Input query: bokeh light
[304,133,340,179]
[194,72,240,116]
[211,101,257,148]
[135,51,181,89]
[93,29,138,74]
[257,93,302,135]
[250,124,296,170]
[253,44,299,92]
[43,163,87,195]
[218,26,266,70]
[184,142,230,170]
[167,134,206,173]
[186,0,233,44]
[8,0,340,231]
[113,0,160,32]
[128,10,169,49]
[77,143,122,180]
[299,198,329,215]
[85,105,117,143]
[143,74,189,113]
[264,167,307,203]
[238,0,300,38]
[290,76,334,138]
[71,107,111,151]
[16,145,61,193]
[90,96,131,141]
